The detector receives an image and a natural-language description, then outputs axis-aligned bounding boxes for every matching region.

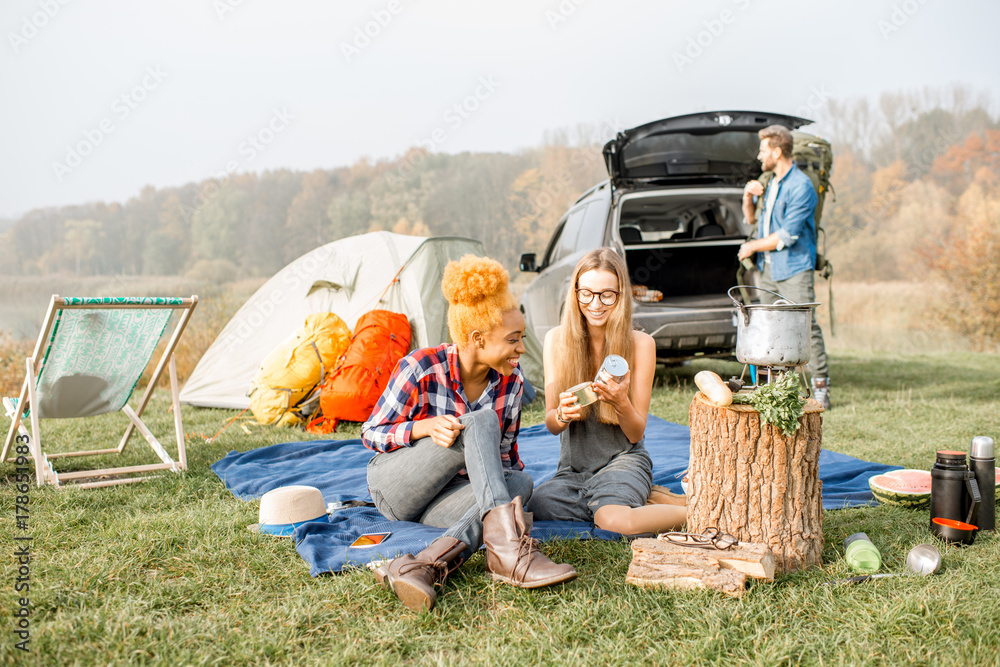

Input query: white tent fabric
[180,232,485,409]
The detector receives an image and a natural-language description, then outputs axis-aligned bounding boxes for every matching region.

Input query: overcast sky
[2,0,998,218]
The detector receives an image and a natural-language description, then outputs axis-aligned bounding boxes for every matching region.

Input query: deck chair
[2,295,198,489]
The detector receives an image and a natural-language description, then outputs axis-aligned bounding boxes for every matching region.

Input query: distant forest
[3,89,999,299]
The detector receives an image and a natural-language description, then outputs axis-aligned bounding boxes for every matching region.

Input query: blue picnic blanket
[212,416,899,576]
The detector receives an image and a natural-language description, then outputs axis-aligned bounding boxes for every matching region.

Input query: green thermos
[844,533,882,573]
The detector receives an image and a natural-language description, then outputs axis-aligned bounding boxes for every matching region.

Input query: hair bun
[441,255,510,306]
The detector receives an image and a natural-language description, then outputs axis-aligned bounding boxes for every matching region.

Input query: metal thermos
[929,450,981,537]
[969,437,995,532]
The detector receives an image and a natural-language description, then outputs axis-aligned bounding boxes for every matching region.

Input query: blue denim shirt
[755,164,818,282]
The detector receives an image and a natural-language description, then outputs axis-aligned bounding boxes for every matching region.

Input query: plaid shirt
[361,343,524,471]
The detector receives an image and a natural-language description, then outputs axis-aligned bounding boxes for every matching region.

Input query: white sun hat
[249,485,331,537]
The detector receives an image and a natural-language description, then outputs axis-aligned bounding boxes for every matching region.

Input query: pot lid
[740,301,821,310]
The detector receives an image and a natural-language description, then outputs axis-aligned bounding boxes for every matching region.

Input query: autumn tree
[821,149,872,244]
[930,129,1000,194]
[328,190,373,240]
[284,169,339,262]
[118,185,160,274]
[63,219,105,275]
[240,170,300,276]
[190,187,249,264]
[508,166,550,255]
[921,174,1000,349]
[143,194,189,275]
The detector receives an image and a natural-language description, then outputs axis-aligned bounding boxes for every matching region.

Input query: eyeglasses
[576,288,619,306]
[658,527,738,551]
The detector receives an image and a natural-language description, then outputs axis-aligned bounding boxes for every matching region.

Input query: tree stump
[687,392,824,573]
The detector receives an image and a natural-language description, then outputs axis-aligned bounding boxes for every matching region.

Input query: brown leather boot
[373,536,466,611]
[645,484,687,507]
[482,496,578,588]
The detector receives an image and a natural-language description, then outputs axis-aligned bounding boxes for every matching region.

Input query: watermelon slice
[869,469,932,509]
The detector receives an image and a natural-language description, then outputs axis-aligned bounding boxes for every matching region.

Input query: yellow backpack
[248,312,351,426]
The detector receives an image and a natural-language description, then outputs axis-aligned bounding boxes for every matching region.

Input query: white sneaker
[812,377,831,410]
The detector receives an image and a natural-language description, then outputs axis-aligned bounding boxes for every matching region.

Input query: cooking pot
[727,286,819,367]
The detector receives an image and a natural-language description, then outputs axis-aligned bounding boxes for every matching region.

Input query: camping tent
[180,232,485,409]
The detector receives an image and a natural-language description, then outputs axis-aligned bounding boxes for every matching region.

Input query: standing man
[738,125,831,409]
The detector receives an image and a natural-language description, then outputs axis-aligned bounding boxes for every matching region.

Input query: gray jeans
[758,264,829,379]
[366,409,533,560]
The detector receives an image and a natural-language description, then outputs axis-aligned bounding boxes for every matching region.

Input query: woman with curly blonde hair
[363,255,576,612]
[527,248,686,535]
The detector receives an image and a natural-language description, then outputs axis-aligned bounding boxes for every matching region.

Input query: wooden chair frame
[2,295,198,489]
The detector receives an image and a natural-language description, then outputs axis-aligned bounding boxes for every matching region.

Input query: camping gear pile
[927,440,995,545]
[181,232,485,430]
[829,438,996,586]
[180,232,484,411]
[869,438,996,546]
[246,308,412,431]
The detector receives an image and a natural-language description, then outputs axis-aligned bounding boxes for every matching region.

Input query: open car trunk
[619,189,747,306]
[603,110,812,188]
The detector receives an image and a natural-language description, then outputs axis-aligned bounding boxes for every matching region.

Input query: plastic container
[931,518,978,546]
[844,532,882,573]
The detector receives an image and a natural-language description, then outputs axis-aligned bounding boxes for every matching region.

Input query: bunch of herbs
[732,371,807,436]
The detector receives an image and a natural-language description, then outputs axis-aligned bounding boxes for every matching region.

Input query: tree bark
[687,392,824,573]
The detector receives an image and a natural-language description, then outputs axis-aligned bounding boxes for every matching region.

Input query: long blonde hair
[551,248,635,424]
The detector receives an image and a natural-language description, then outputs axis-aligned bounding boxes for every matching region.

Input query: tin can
[567,380,598,407]
[594,354,628,385]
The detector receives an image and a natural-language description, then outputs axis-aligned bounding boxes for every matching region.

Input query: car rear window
[622,132,760,183]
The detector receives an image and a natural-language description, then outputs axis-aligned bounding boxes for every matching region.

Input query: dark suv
[517,111,812,384]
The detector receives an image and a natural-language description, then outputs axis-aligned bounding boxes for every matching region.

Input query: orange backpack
[308,310,412,432]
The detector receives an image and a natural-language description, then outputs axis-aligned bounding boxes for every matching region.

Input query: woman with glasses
[527,248,686,535]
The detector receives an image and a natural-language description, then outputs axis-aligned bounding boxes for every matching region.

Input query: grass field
[2,351,999,666]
